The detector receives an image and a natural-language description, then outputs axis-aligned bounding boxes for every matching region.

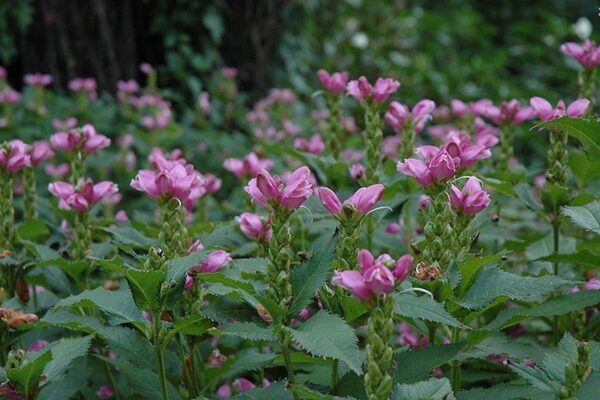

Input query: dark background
[1,0,599,103]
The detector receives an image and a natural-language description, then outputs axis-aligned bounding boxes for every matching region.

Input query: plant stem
[450,327,461,392]
[155,345,169,400]
[279,330,298,400]
[552,219,561,345]
[331,359,339,390]
[428,324,437,345]
[104,361,121,400]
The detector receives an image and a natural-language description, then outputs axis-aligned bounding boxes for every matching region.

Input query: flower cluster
[244,166,313,210]
[48,179,119,213]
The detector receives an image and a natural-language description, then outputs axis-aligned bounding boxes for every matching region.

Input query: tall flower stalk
[333,250,411,400]
[317,69,349,158]
[245,166,313,393]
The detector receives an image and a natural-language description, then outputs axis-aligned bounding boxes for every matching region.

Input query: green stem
[450,327,462,392]
[552,219,561,345]
[331,359,339,390]
[155,345,169,400]
[279,330,298,400]
[104,361,121,400]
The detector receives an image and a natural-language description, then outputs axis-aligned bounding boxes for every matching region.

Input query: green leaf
[457,253,506,294]
[460,266,570,310]
[290,233,337,316]
[534,250,600,267]
[456,383,552,400]
[287,310,363,375]
[101,226,157,247]
[202,297,258,323]
[166,250,208,283]
[394,294,467,329]
[230,381,292,400]
[535,117,600,154]
[37,357,88,400]
[487,290,600,330]
[17,218,49,241]
[7,350,52,394]
[394,343,464,384]
[220,321,276,341]
[514,183,543,211]
[562,201,600,234]
[169,315,211,336]
[391,378,455,400]
[224,349,276,379]
[43,336,92,382]
[53,284,144,325]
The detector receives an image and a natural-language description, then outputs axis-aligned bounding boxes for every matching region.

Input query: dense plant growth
[2,18,600,400]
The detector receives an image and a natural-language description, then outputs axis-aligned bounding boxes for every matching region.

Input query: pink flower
[450,99,493,118]
[484,99,535,125]
[398,323,428,349]
[202,174,222,194]
[350,163,366,181]
[393,255,413,281]
[332,270,373,301]
[233,378,256,393]
[45,163,70,178]
[198,91,211,115]
[52,117,77,131]
[363,262,395,294]
[317,69,349,94]
[583,278,600,291]
[24,73,53,87]
[449,177,490,215]
[560,40,600,69]
[317,187,343,214]
[131,164,199,202]
[208,349,227,368]
[188,250,232,274]
[115,210,129,221]
[419,194,431,209]
[224,152,273,180]
[373,78,401,103]
[48,179,119,213]
[117,79,139,94]
[50,124,110,154]
[216,384,232,399]
[429,149,458,181]
[294,134,325,155]
[96,385,114,399]
[28,141,54,166]
[385,100,435,134]
[318,184,384,215]
[1,140,31,173]
[236,212,271,239]
[222,67,238,79]
[397,158,433,186]
[386,223,402,234]
[245,166,313,210]
[0,88,21,104]
[347,76,400,103]
[27,340,48,353]
[139,63,154,74]
[68,78,97,99]
[530,97,590,121]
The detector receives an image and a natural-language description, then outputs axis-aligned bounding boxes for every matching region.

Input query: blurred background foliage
[0,0,599,105]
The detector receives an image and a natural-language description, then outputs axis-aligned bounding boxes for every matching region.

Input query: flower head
[347,76,400,104]
[317,69,349,94]
[245,166,313,210]
[236,212,272,240]
[561,39,600,69]
[48,179,119,213]
[449,177,490,215]
[224,152,273,180]
[0,140,31,174]
[530,97,590,121]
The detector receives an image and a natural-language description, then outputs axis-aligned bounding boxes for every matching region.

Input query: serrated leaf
[101,226,157,247]
[391,378,455,400]
[53,284,144,325]
[487,289,600,330]
[166,250,208,283]
[202,297,258,323]
[7,350,52,394]
[535,116,600,154]
[514,183,543,211]
[220,322,276,341]
[562,201,600,234]
[37,357,88,400]
[394,343,464,384]
[457,253,505,294]
[17,218,49,241]
[224,349,276,379]
[43,335,92,382]
[394,294,467,329]
[287,310,363,375]
[534,249,600,267]
[460,266,570,310]
[290,233,337,316]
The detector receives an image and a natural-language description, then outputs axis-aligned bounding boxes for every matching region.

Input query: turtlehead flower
[188,250,232,274]
[222,67,238,79]
[317,184,384,215]
[347,76,400,104]
[68,78,97,99]
[233,378,256,393]
[48,179,119,213]
[385,100,436,134]
[96,385,114,400]
[1,140,31,173]
[398,143,470,186]
[198,91,211,115]
[560,39,600,69]
[350,163,366,181]
[236,212,271,240]
[131,163,199,202]
[28,141,54,166]
[52,117,77,131]
[317,69,349,94]
[294,134,325,155]
[224,152,273,180]
[244,166,313,210]
[483,99,534,126]
[50,124,110,154]
[27,340,48,353]
[449,177,490,215]
[45,163,70,178]
[0,88,21,104]
[140,63,154,74]
[442,130,492,169]
[332,250,411,301]
[216,384,232,399]
[530,97,590,121]
[24,73,53,87]
[450,99,493,118]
